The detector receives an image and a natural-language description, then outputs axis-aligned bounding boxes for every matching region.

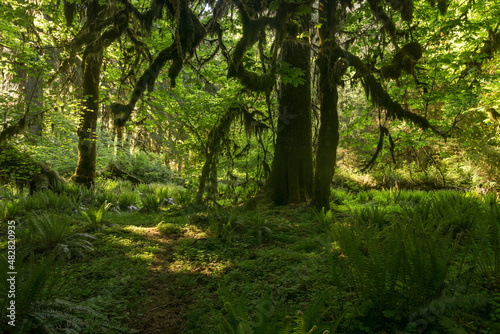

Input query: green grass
[1,186,499,333]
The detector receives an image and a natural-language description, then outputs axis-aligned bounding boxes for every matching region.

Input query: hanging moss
[343,49,445,138]
[226,1,276,94]
[63,1,77,27]
[437,0,447,15]
[382,41,422,79]
[381,64,401,79]
[401,55,416,73]
[401,41,423,60]
[387,0,413,22]
[111,103,133,127]
[400,0,413,22]
[168,57,183,88]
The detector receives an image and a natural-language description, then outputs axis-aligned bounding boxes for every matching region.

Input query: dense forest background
[1,0,500,333]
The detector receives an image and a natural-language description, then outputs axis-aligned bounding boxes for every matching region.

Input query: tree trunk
[312,62,339,209]
[72,51,103,187]
[312,0,341,210]
[25,52,44,137]
[266,38,313,205]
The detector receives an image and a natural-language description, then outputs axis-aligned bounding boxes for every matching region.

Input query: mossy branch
[342,49,446,138]
[227,0,276,93]
[361,125,389,172]
[113,1,213,127]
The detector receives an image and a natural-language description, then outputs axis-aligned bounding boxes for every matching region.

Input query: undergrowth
[1,185,499,333]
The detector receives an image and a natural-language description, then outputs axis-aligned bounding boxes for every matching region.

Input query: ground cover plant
[1,185,500,333]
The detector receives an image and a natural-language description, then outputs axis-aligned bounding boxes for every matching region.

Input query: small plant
[349,205,388,229]
[80,202,111,230]
[313,207,335,229]
[245,207,274,244]
[157,220,183,235]
[117,190,139,211]
[141,192,162,212]
[208,209,238,245]
[24,213,95,258]
[174,188,193,206]
[1,200,21,220]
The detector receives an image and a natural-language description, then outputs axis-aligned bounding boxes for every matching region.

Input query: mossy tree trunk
[266,38,314,205]
[72,51,103,187]
[312,0,342,209]
[71,0,127,187]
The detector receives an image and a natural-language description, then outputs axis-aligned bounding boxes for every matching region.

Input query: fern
[25,213,95,258]
[1,255,130,334]
[80,201,111,230]
[141,192,162,211]
[330,218,464,323]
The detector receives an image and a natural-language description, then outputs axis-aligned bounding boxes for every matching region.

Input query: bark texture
[312,0,342,209]
[266,38,313,205]
[72,51,103,187]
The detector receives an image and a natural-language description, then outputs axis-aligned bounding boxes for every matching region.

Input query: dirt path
[127,228,209,334]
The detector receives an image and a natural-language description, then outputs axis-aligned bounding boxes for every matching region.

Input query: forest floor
[58,203,333,333]
[3,187,500,333]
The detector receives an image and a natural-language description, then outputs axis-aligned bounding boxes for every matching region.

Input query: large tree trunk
[72,51,103,187]
[312,62,339,209]
[266,38,313,205]
[312,0,342,210]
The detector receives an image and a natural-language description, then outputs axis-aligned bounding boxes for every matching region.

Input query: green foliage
[140,192,162,212]
[329,218,467,327]
[117,190,139,211]
[157,220,183,235]
[215,288,330,334]
[0,255,125,334]
[80,201,111,230]
[24,213,95,258]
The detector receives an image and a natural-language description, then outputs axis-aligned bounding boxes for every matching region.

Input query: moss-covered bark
[311,0,344,210]
[72,51,103,187]
[266,38,313,205]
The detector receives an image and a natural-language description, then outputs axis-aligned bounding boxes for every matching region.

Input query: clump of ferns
[469,193,500,289]
[20,190,75,213]
[215,287,332,334]
[429,191,482,236]
[24,213,95,259]
[329,218,473,329]
[0,255,129,334]
[348,205,389,230]
[0,199,22,220]
[117,190,139,211]
[173,188,194,206]
[140,192,162,212]
[406,267,489,334]
[80,201,112,230]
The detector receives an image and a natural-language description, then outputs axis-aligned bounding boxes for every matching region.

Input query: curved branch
[342,49,446,138]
